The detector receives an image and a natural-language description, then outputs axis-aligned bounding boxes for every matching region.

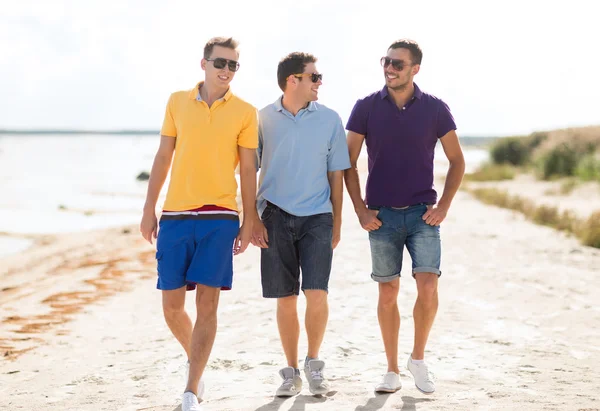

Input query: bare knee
[304,290,327,308]
[379,280,400,308]
[195,285,220,321]
[277,295,298,314]
[415,274,438,304]
[162,289,186,321]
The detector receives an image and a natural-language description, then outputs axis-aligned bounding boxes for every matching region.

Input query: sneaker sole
[414,384,435,395]
[308,387,329,396]
[375,386,401,393]
[276,392,299,397]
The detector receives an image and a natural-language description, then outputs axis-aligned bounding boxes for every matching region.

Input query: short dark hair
[277,52,317,92]
[203,37,239,59]
[388,39,422,65]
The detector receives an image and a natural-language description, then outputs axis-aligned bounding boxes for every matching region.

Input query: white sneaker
[185,361,205,400]
[182,391,203,411]
[275,367,302,397]
[375,371,402,393]
[303,359,330,396]
[407,355,435,394]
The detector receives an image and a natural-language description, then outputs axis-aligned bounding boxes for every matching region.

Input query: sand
[1,169,600,411]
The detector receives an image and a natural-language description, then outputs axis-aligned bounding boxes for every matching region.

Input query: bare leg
[162,287,193,359]
[305,290,328,359]
[185,285,220,394]
[412,273,439,360]
[277,295,300,368]
[378,279,401,373]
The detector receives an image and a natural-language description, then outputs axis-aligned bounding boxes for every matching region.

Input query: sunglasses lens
[227,61,239,72]
[212,58,226,69]
[382,57,404,71]
[311,73,322,82]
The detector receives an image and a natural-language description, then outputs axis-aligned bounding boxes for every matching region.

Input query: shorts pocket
[261,204,276,221]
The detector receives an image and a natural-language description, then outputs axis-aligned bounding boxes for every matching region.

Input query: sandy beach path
[1,188,599,411]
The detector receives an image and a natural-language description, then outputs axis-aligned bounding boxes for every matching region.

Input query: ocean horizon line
[0,129,499,142]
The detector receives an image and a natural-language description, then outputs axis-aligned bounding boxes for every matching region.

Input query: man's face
[293,62,322,102]
[383,48,419,91]
[202,46,239,87]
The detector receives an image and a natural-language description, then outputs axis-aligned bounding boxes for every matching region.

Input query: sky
[1,0,599,136]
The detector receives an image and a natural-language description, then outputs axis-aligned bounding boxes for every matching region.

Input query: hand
[251,220,269,248]
[234,221,253,255]
[140,210,158,244]
[357,207,382,231]
[332,223,341,249]
[422,204,448,226]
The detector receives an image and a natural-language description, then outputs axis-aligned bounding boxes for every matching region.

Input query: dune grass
[469,187,600,248]
[464,163,516,182]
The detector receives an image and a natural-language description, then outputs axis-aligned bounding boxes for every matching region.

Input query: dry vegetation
[469,187,600,248]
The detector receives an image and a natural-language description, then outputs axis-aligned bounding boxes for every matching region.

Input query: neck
[200,81,228,106]
[387,82,415,108]
[281,93,309,116]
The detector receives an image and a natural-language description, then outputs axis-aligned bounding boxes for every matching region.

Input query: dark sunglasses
[380,57,410,71]
[293,72,323,83]
[206,57,240,72]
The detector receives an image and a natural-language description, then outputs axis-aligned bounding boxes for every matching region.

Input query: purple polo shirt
[346,83,456,207]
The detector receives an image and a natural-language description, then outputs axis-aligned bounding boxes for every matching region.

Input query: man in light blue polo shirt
[252,52,350,398]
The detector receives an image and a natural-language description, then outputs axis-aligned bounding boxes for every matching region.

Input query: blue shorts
[155,216,239,291]
[368,204,441,281]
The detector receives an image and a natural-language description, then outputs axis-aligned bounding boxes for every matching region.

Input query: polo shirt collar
[380,83,423,100]
[274,96,318,113]
[190,81,233,101]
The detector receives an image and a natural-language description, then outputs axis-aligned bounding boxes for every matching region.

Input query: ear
[286,75,297,89]
[201,59,207,71]
[412,64,420,76]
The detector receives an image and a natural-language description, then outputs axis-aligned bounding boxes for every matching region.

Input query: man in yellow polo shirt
[140,36,259,411]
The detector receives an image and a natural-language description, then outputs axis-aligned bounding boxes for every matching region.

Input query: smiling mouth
[218,74,229,81]
[386,73,399,80]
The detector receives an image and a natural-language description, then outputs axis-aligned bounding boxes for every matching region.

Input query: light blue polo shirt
[256,97,351,217]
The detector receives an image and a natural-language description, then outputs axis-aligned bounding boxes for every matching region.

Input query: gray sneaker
[276,367,302,397]
[303,359,330,396]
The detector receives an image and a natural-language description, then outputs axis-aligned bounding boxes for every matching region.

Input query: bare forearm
[438,160,465,209]
[329,175,343,222]
[239,167,258,222]
[143,155,172,212]
[344,167,366,213]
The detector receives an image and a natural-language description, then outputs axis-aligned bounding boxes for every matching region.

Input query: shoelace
[282,377,295,388]
[310,370,323,381]
[418,364,435,383]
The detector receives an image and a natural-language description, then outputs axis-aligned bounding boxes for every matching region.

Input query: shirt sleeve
[437,99,457,138]
[238,107,259,149]
[160,94,177,137]
[327,116,351,172]
[345,98,368,136]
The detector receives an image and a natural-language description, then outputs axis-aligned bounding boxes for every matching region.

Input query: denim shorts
[156,216,240,291]
[368,204,441,282]
[260,202,333,298]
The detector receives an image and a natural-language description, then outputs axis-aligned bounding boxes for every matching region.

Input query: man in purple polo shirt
[344,39,465,394]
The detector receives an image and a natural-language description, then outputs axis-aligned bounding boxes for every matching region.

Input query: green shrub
[490,137,530,166]
[538,143,579,179]
[575,154,600,181]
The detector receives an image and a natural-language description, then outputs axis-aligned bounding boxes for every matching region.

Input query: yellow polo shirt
[160,82,258,212]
